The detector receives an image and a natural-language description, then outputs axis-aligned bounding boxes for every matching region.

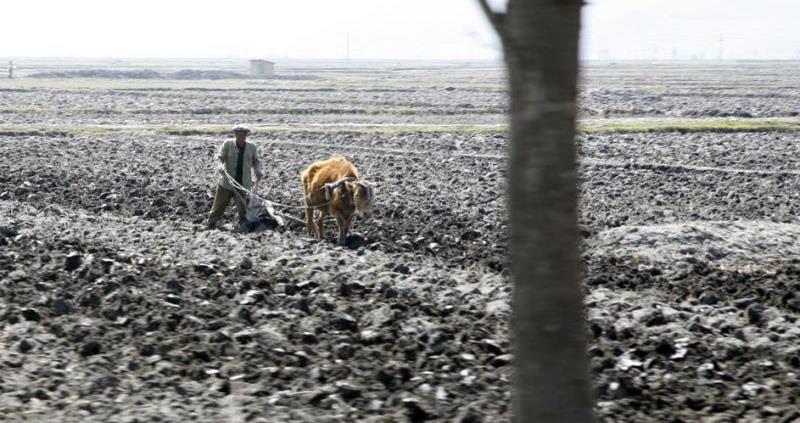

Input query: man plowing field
[207,125,265,229]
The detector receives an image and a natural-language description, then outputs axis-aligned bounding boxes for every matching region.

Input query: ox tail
[300,170,311,200]
[301,163,322,202]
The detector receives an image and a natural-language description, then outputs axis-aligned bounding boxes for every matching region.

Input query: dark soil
[0,132,511,422]
[3,61,800,421]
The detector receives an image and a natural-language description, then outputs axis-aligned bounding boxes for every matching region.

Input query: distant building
[249,60,275,78]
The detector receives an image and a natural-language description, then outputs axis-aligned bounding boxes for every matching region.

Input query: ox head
[347,180,375,219]
[322,177,375,219]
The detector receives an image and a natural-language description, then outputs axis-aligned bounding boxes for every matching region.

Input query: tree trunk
[481,0,594,421]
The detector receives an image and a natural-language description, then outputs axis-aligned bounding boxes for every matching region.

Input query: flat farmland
[1,60,800,421]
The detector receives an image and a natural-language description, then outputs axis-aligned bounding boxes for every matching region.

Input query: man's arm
[252,145,265,180]
[217,141,228,174]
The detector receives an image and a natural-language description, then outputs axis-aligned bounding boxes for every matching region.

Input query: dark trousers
[208,185,246,225]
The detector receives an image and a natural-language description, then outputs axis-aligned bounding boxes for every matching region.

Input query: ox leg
[315,210,326,240]
[305,207,315,236]
[335,214,347,245]
[339,215,354,245]
[345,215,354,232]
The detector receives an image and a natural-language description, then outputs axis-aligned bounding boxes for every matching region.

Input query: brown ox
[301,156,374,244]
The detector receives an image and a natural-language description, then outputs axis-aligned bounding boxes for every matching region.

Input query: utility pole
[8,60,13,79]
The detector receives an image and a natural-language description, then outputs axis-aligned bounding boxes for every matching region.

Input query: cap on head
[232,124,251,135]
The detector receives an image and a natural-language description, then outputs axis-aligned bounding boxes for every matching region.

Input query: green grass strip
[1,118,799,138]
[580,118,800,134]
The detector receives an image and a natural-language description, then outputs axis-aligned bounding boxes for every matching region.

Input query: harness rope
[220,170,306,225]
[219,169,373,227]
[222,169,330,210]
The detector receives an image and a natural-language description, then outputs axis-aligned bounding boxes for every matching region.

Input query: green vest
[218,140,261,190]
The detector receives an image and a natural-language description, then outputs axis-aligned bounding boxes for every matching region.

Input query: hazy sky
[583,0,800,60]
[1,0,798,60]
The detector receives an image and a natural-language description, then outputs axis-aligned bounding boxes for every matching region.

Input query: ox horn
[322,183,334,201]
[362,182,374,203]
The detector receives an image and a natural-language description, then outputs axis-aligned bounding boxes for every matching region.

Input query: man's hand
[218,166,226,176]
[256,171,265,181]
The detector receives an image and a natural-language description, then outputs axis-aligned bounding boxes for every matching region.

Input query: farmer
[207,124,265,229]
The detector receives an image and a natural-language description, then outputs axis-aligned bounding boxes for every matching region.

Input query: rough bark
[479,0,593,421]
